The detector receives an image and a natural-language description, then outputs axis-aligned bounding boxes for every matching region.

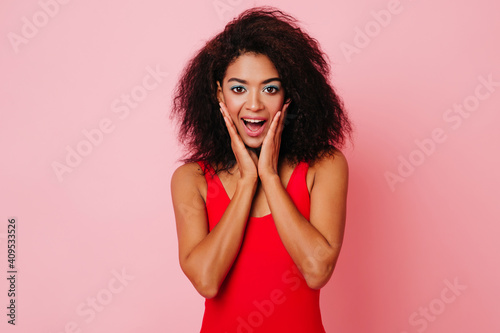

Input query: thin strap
[197,160,215,178]
[196,160,204,173]
[290,159,307,181]
[200,161,231,201]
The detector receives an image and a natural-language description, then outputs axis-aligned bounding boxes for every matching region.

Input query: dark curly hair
[170,6,353,174]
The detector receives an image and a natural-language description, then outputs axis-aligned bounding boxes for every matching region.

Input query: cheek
[267,98,286,116]
[224,100,241,120]
[222,93,243,119]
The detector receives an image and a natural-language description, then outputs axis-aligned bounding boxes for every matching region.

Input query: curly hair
[170,6,353,174]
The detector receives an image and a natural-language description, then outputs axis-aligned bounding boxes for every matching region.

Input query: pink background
[1,0,499,332]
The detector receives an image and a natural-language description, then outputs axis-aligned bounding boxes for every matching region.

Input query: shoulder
[171,161,204,181]
[170,161,207,197]
[309,148,349,189]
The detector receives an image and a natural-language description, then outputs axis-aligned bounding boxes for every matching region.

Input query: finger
[224,118,245,150]
[263,111,281,146]
[219,101,230,123]
[219,101,228,117]
[219,103,239,138]
[270,111,282,137]
[219,103,249,153]
[219,101,233,125]
[273,111,283,148]
[221,110,235,137]
[277,102,290,134]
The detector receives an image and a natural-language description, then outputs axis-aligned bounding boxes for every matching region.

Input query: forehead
[224,53,279,81]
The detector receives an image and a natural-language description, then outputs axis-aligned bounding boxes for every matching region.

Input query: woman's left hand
[258,102,290,180]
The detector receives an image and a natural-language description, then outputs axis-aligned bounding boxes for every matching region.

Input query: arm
[171,163,257,298]
[260,149,348,289]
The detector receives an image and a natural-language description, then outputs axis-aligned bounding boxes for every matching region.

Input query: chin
[244,140,263,149]
[238,128,267,149]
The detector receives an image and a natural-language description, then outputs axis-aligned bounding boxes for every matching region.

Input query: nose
[246,90,264,111]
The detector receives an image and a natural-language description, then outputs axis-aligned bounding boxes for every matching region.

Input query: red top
[196,160,326,333]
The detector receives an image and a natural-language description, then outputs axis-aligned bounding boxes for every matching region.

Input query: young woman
[170,6,353,332]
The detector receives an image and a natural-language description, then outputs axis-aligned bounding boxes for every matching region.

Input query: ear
[284,92,291,105]
[283,97,291,111]
[216,81,225,104]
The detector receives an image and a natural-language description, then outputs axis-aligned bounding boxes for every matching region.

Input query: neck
[248,146,261,157]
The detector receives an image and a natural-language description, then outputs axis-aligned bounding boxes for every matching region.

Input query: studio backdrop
[1,0,499,332]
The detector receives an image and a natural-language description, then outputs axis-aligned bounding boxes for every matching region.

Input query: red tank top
[196,160,326,333]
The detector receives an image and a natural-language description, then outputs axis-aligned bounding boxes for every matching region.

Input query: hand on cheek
[258,102,290,179]
[219,101,259,180]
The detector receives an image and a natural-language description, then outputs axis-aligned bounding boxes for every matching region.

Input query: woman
[170,6,353,332]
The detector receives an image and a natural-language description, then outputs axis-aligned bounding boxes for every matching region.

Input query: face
[217,53,286,149]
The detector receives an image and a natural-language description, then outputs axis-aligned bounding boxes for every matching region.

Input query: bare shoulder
[170,162,207,199]
[309,148,349,189]
[309,148,348,171]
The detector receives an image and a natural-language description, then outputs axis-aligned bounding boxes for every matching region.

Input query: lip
[240,118,267,137]
[241,116,267,121]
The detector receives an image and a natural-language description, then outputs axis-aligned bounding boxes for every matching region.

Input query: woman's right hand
[219,101,259,182]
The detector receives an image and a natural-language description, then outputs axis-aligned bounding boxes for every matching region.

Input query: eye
[230,85,246,94]
[263,85,280,94]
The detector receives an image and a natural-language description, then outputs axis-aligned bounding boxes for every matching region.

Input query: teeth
[243,119,265,123]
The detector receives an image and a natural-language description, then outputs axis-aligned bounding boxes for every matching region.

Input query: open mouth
[242,118,266,132]
[240,117,267,137]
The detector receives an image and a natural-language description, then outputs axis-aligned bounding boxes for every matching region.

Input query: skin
[171,52,348,299]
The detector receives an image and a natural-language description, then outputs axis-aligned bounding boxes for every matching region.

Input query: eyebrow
[226,77,281,84]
